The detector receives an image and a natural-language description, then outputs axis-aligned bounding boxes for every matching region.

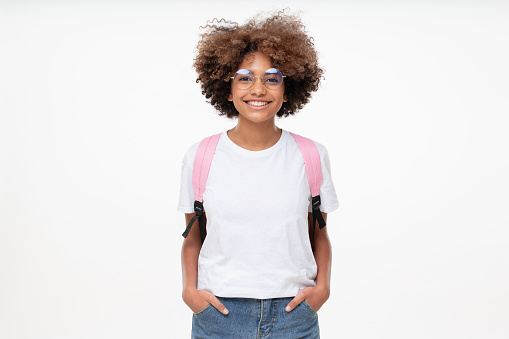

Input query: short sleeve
[308,145,340,213]
[177,139,203,213]
[177,154,195,213]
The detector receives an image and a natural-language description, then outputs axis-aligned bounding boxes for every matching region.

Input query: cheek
[228,84,237,102]
[278,89,287,102]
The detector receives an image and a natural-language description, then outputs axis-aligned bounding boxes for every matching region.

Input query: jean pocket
[193,303,213,317]
[302,300,318,316]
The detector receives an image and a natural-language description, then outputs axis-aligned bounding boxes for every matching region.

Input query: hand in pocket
[183,288,229,314]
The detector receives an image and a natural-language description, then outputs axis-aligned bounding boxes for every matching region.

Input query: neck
[228,116,282,151]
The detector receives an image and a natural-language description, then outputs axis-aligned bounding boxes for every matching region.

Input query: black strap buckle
[182,200,205,240]
[194,200,204,216]
[310,195,327,245]
[312,195,321,210]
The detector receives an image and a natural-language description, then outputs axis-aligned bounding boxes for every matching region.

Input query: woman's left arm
[285,211,331,313]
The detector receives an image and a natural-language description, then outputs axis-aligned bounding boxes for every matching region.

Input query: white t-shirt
[177,129,339,299]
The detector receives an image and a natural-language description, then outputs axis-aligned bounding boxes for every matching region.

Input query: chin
[242,113,275,123]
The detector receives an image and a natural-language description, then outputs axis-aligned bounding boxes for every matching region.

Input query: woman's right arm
[181,212,229,314]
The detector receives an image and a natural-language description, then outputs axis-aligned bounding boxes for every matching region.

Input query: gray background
[1,1,508,338]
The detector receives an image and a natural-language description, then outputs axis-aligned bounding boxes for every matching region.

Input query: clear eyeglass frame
[230,68,286,90]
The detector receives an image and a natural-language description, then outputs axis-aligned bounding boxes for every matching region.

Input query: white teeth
[246,101,270,107]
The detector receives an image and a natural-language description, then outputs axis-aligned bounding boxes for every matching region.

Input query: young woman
[178,10,339,338]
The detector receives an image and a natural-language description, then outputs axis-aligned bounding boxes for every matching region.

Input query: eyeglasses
[230,68,286,90]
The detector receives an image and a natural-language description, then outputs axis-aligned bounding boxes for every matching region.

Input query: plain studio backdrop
[1,1,508,338]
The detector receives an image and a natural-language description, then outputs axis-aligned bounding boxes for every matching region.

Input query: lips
[244,100,271,107]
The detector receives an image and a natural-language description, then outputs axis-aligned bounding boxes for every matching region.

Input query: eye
[265,77,280,83]
[238,76,253,82]
[263,73,282,84]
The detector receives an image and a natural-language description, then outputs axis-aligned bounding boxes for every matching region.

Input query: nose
[250,76,266,95]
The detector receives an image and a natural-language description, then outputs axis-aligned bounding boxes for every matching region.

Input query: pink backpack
[182,131,326,243]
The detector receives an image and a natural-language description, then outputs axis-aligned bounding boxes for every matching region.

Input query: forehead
[237,51,274,73]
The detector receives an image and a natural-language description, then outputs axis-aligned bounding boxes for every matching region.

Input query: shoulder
[287,130,329,162]
[181,140,199,169]
[182,132,225,168]
[312,139,328,162]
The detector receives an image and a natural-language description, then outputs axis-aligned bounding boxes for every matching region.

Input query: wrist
[182,286,198,299]
[314,284,330,299]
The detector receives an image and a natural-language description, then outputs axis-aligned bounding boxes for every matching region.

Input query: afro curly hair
[193,9,324,119]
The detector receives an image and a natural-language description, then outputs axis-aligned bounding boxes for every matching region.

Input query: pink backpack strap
[182,132,222,243]
[290,132,327,238]
[289,132,322,197]
[192,133,222,202]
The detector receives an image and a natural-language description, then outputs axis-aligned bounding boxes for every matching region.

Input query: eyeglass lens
[233,68,284,89]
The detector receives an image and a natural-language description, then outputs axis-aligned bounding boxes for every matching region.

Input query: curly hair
[193,9,324,119]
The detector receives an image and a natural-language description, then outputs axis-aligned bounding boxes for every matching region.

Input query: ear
[283,93,287,102]
[228,93,233,101]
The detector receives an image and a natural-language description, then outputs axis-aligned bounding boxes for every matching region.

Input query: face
[228,51,287,124]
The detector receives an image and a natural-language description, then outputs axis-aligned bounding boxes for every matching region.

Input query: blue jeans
[191,296,320,339]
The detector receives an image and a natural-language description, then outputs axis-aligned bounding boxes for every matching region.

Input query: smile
[245,101,271,107]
